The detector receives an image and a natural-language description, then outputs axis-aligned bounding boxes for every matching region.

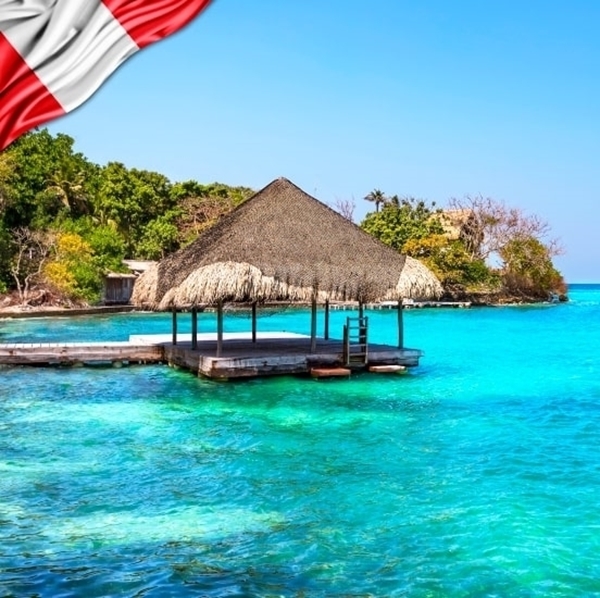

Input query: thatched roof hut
[132,177,442,310]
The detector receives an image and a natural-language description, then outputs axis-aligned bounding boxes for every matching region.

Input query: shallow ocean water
[1,285,600,597]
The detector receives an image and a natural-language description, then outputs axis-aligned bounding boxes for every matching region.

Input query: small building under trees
[103,273,137,305]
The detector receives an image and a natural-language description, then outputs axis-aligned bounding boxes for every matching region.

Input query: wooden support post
[216,300,224,357]
[310,296,317,353]
[191,307,198,350]
[397,298,404,349]
[358,301,364,320]
[172,308,178,346]
[343,323,349,365]
[324,299,330,340]
[252,302,257,343]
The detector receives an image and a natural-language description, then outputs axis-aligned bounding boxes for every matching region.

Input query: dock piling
[191,308,198,349]
[172,308,178,346]
[310,297,317,353]
[216,301,224,357]
[398,299,404,349]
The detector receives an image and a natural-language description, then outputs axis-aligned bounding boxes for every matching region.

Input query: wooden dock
[0,341,163,366]
[162,336,420,379]
[0,332,421,379]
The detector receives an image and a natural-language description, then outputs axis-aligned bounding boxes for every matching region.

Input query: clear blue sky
[48,0,600,282]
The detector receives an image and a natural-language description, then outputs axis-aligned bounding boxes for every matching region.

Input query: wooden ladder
[343,316,369,367]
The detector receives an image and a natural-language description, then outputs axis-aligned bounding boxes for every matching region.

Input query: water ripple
[3,292,600,595]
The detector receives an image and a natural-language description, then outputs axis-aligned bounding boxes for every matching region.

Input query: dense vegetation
[0,130,253,305]
[0,129,566,307]
[361,192,567,302]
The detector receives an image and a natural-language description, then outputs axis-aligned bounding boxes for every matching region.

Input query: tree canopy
[360,192,566,301]
[0,129,566,306]
[0,130,254,305]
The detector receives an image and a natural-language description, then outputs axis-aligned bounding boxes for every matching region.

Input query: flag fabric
[0,0,213,150]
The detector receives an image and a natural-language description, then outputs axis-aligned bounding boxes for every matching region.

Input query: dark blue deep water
[1,285,600,597]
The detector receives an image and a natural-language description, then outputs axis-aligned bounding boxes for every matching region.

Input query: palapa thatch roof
[131,177,442,309]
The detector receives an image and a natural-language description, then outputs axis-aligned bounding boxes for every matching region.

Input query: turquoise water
[2,285,600,596]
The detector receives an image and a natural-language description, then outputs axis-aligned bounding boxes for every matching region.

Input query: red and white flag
[0,0,213,150]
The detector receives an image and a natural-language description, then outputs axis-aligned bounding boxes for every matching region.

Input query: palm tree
[45,161,89,216]
[364,189,386,213]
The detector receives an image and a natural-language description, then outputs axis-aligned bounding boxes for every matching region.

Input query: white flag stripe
[0,0,54,25]
[36,6,137,111]
[0,0,99,56]
[2,0,138,111]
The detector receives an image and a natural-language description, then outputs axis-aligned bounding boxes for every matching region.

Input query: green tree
[0,130,260,304]
[172,181,253,245]
[0,155,16,291]
[93,163,174,255]
[361,197,444,251]
[135,214,180,259]
[0,223,12,293]
[500,236,566,298]
[61,217,126,274]
[402,234,498,290]
[0,151,15,214]
[44,232,102,303]
[2,129,98,229]
[361,190,565,300]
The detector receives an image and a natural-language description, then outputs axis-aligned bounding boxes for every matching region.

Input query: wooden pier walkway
[0,341,162,366]
[0,332,421,379]
[330,300,472,310]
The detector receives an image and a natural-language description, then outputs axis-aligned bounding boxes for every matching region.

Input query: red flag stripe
[102,0,213,48]
[2,1,139,113]
[0,32,65,150]
[0,0,214,150]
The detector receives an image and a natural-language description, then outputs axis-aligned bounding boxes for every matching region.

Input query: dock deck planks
[162,336,421,379]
